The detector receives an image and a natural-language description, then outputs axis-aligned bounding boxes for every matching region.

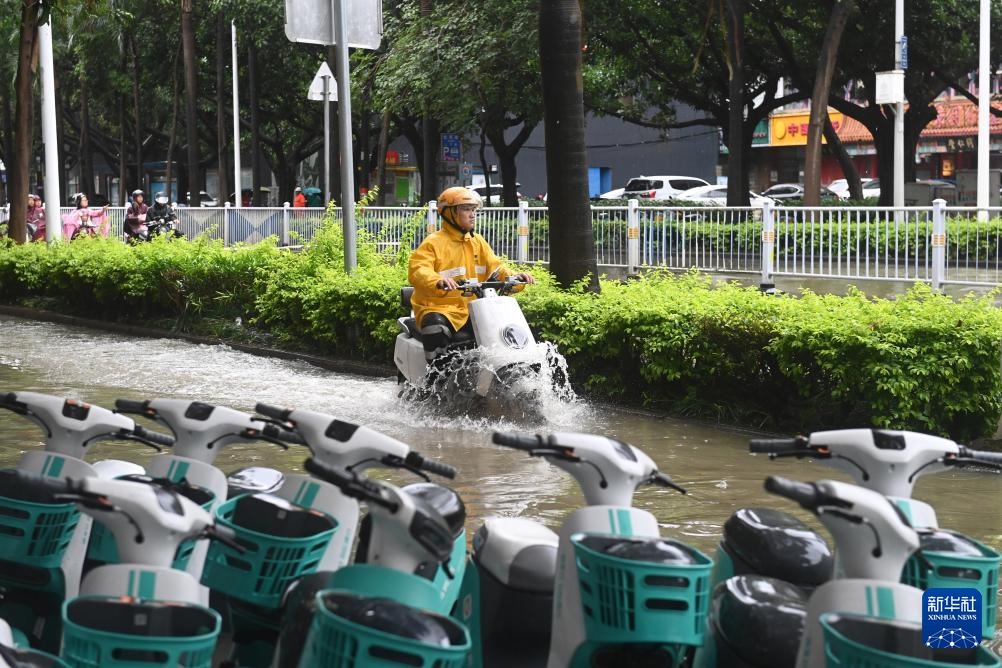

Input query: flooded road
[2,314,999,563]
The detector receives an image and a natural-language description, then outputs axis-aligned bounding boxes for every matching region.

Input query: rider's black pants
[419,312,473,361]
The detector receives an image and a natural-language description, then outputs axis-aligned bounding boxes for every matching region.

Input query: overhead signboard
[285,0,383,49]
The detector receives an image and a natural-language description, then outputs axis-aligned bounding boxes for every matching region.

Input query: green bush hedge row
[2,208,1001,441]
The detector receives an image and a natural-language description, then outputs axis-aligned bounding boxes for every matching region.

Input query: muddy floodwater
[2,313,1000,646]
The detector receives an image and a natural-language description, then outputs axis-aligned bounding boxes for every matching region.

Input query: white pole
[231,21,242,208]
[38,20,61,241]
[332,0,356,272]
[893,0,904,210]
[323,74,331,204]
[976,0,990,221]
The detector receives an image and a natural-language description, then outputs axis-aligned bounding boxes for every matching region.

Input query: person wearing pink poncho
[62,193,110,239]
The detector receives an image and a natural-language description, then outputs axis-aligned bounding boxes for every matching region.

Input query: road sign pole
[332,0,356,272]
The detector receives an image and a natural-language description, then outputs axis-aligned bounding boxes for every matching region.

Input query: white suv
[622,175,711,200]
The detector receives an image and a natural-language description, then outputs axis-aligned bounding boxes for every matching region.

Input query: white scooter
[0,391,171,652]
[456,430,709,668]
[5,471,242,666]
[735,475,1001,667]
[196,402,462,667]
[394,274,570,414]
[276,457,471,668]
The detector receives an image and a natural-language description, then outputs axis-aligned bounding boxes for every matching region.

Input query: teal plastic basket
[571,533,713,647]
[901,530,1000,639]
[820,612,1001,667]
[0,491,79,570]
[299,590,471,667]
[200,494,337,609]
[61,596,221,668]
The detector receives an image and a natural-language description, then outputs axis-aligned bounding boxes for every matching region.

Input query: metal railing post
[931,198,946,290]
[223,201,231,246]
[760,199,776,292]
[627,199,640,274]
[282,202,290,247]
[517,201,529,263]
[426,200,437,241]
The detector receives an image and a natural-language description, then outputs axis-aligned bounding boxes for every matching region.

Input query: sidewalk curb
[0,305,396,380]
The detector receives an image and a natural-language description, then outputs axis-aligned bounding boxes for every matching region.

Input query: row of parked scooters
[0,390,1000,667]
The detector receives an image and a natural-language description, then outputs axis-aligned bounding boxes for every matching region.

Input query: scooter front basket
[820,612,1001,667]
[571,533,713,647]
[299,590,471,667]
[200,494,337,609]
[61,596,221,668]
[0,481,79,570]
[901,530,1000,639]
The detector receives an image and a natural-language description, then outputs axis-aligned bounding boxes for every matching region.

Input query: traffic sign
[441,133,461,162]
[307,62,337,101]
[285,0,382,49]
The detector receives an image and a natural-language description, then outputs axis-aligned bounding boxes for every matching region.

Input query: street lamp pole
[893,0,904,210]
[976,0,990,220]
[38,19,61,239]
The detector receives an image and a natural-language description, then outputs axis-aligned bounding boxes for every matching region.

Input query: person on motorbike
[124,189,148,242]
[407,186,534,364]
[26,193,46,241]
[62,193,109,239]
[146,192,177,236]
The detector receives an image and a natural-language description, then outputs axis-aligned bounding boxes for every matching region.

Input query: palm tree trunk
[10,0,43,243]
[181,0,200,206]
[539,0,598,291]
[804,0,855,205]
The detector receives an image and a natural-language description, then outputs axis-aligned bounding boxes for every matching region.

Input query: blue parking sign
[441,133,461,162]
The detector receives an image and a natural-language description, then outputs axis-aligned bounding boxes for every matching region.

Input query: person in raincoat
[407,186,534,364]
[62,193,109,239]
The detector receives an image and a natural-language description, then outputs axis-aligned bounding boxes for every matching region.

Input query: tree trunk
[130,35,143,192]
[419,0,438,202]
[166,52,181,200]
[79,76,94,197]
[118,106,127,205]
[724,0,747,206]
[248,44,262,206]
[539,0,599,291]
[822,116,860,196]
[325,45,340,204]
[485,123,535,206]
[215,13,230,207]
[10,0,43,243]
[804,0,855,205]
[478,124,490,206]
[375,109,390,204]
[181,0,200,206]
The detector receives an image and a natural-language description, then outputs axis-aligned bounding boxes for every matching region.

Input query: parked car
[472,183,522,205]
[825,177,875,199]
[673,184,776,207]
[621,175,710,200]
[761,183,841,201]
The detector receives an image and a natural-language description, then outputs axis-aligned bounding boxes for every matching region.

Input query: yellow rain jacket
[408,223,515,331]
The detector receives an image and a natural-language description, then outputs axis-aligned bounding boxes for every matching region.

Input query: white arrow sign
[307,62,337,101]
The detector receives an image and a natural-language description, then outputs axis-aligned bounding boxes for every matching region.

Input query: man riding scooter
[408,186,534,370]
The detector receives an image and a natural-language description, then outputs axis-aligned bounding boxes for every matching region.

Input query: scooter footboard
[570,533,713,647]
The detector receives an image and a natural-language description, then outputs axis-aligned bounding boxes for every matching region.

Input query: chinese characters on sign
[441,133,461,162]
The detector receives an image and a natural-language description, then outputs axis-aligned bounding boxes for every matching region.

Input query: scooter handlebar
[261,422,306,445]
[114,398,150,415]
[764,475,820,509]
[405,452,457,479]
[132,425,175,448]
[255,402,293,422]
[749,437,806,454]
[957,446,1002,467]
[492,431,544,451]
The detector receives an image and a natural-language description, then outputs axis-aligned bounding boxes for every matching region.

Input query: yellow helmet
[436,187,482,213]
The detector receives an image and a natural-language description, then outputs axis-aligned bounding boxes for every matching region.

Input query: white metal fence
[5,200,1002,289]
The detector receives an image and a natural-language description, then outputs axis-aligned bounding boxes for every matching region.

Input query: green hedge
[2,209,1001,441]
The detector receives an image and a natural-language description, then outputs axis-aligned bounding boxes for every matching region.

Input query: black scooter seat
[710,575,808,667]
[724,507,833,586]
